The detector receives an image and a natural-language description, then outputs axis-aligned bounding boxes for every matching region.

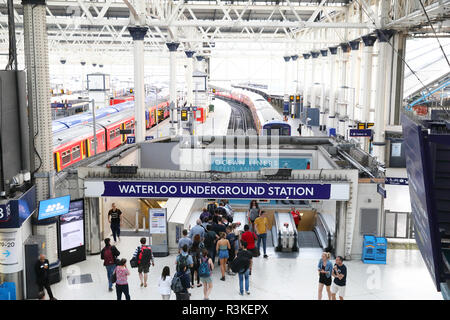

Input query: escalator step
[298,231,321,248]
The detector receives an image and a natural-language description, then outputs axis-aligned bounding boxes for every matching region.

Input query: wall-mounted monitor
[38,195,71,220]
[59,199,86,267]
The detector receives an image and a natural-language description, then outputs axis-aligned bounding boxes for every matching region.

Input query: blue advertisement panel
[0,186,36,229]
[210,157,312,172]
[38,195,71,220]
[100,181,332,200]
[385,177,408,185]
[402,114,442,290]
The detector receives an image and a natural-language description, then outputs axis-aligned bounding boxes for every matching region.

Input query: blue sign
[377,184,386,198]
[385,177,409,185]
[349,129,372,137]
[38,195,71,220]
[402,114,442,290]
[99,181,332,200]
[127,136,136,144]
[0,186,36,229]
[0,202,11,223]
[145,136,154,141]
[211,157,311,172]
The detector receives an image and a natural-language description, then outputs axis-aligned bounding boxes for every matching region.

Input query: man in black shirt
[236,240,253,295]
[35,254,56,300]
[212,215,226,234]
[331,256,347,300]
[108,203,122,243]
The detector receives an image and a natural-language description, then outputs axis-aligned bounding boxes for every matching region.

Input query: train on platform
[52,97,170,172]
[212,84,291,136]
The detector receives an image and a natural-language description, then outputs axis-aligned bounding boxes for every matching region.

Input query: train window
[110,130,115,141]
[281,127,290,135]
[72,146,81,160]
[115,128,120,137]
[61,150,71,165]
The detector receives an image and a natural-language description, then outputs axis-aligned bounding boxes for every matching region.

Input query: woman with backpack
[100,238,120,292]
[198,249,214,300]
[158,266,172,300]
[113,258,131,300]
[247,200,261,233]
[172,265,191,300]
[216,232,231,281]
[189,234,203,288]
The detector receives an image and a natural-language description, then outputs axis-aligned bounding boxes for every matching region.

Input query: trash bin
[209,104,214,112]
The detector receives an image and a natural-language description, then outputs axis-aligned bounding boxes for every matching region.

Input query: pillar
[291,54,298,116]
[302,53,311,108]
[319,49,328,130]
[373,29,395,164]
[328,46,338,134]
[338,43,350,138]
[310,51,320,109]
[283,55,291,116]
[167,42,180,135]
[348,40,360,129]
[128,26,148,144]
[185,50,195,106]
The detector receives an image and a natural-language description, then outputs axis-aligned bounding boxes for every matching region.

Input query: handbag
[111,271,117,284]
[130,257,138,268]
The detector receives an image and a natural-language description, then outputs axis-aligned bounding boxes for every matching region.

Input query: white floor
[48,236,442,300]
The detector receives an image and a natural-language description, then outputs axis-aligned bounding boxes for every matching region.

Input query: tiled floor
[48,236,442,300]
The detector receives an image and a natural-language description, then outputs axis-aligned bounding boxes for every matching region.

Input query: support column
[302,53,311,109]
[373,29,395,164]
[328,47,338,134]
[310,51,319,109]
[338,43,350,138]
[361,35,376,152]
[388,33,407,125]
[167,42,180,135]
[185,50,195,106]
[128,26,148,144]
[319,49,328,131]
[291,54,298,117]
[348,40,360,130]
[283,55,291,116]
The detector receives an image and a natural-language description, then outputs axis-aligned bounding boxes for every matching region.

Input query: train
[53,98,170,172]
[212,84,291,136]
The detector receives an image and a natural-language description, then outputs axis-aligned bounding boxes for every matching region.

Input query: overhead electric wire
[417,0,450,68]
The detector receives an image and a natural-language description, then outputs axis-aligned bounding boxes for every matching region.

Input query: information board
[149,209,167,234]
[402,114,442,290]
[59,200,84,251]
[0,230,22,273]
[38,195,71,220]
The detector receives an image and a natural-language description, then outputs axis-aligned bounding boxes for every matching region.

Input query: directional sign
[377,184,386,198]
[349,129,372,137]
[145,136,154,141]
[385,177,408,185]
[0,231,21,272]
[127,136,136,144]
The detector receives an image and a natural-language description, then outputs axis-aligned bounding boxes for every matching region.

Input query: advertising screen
[38,195,71,220]
[59,199,84,251]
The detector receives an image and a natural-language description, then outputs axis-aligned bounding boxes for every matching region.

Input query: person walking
[216,232,231,281]
[132,237,155,288]
[204,224,219,264]
[113,258,130,300]
[176,244,194,276]
[318,252,333,300]
[226,226,237,275]
[199,208,211,223]
[158,266,172,300]
[189,234,203,288]
[172,265,191,300]
[297,123,302,136]
[254,211,270,258]
[198,249,214,300]
[100,238,120,292]
[247,200,261,233]
[234,240,253,295]
[189,219,206,241]
[241,224,258,258]
[108,203,122,243]
[178,229,193,253]
[331,256,347,300]
[35,254,56,300]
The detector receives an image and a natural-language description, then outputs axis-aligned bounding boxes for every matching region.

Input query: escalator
[272,212,298,252]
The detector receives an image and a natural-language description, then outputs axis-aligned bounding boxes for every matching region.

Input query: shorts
[319,276,332,286]
[138,264,150,274]
[218,250,229,259]
[331,282,346,297]
[200,276,212,284]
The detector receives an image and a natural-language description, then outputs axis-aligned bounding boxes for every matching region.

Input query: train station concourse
[0,0,449,310]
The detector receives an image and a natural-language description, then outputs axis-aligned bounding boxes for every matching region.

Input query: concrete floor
[47,235,442,300]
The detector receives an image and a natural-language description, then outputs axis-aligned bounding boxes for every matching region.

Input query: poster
[0,230,22,273]
[391,142,402,157]
[59,200,84,251]
[149,209,167,234]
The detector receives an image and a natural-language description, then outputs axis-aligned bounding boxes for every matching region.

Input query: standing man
[35,254,56,300]
[290,207,301,230]
[133,238,155,288]
[331,256,347,300]
[108,203,122,243]
[254,211,270,258]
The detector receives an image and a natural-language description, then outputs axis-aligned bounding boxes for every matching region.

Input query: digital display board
[59,199,84,252]
[38,195,71,220]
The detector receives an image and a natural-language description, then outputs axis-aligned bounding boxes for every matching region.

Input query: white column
[338,45,348,138]
[291,54,298,115]
[310,52,318,109]
[348,40,360,129]
[319,50,327,129]
[373,29,394,165]
[361,36,376,123]
[167,42,180,135]
[302,54,310,107]
[283,55,290,115]
[185,50,195,106]
[134,39,145,143]
[328,47,338,132]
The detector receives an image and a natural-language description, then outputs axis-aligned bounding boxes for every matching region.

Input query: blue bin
[375,237,387,263]
[328,128,336,137]
[362,235,387,264]
[0,282,16,300]
[362,235,376,262]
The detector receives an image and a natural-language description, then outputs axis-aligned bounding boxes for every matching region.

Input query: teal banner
[210,157,311,172]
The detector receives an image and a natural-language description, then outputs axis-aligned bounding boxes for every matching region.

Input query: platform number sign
[127,136,136,144]
[0,203,11,223]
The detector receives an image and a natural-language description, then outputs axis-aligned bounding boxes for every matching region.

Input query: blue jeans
[238,269,250,294]
[111,223,120,242]
[106,265,115,289]
[207,247,216,264]
[257,233,267,255]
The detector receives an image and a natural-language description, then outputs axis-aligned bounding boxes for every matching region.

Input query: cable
[418,0,450,68]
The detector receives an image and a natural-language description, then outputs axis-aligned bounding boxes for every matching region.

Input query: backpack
[249,208,259,222]
[203,232,215,249]
[138,246,152,265]
[198,257,210,277]
[171,273,185,293]
[102,246,114,265]
[231,252,250,273]
[177,254,189,273]
[207,203,216,215]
